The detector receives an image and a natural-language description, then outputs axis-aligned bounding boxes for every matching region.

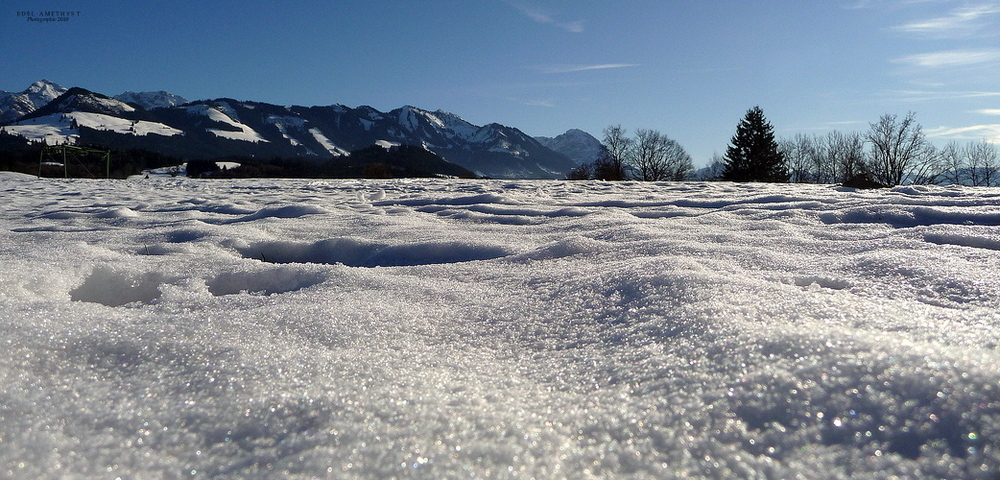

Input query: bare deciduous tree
[631,128,693,181]
[781,134,819,183]
[595,125,631,180]
[939,141,965,185]
[907,144,945,185]
[632,128,666,181]
[779,131,869,184]
[866,112,935,185]
[659,135,695,181]
[826,130,867,183]
[772,115,994,186]
[967,140,999,186]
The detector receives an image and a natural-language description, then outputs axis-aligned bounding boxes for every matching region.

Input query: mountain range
[0,80,601,179]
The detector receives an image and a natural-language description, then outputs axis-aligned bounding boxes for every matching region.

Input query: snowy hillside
[2,176,999,477]
[2,112,184,145]
[184,104,269,143]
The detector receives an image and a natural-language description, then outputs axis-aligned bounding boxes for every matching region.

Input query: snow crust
[2,177,1000,478]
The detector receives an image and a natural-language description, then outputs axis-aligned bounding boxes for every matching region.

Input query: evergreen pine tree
[722,106,788,182]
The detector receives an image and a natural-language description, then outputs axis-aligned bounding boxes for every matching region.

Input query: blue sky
[3,0,999,165]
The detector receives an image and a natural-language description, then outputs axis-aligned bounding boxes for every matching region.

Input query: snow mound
[229,204,331,223]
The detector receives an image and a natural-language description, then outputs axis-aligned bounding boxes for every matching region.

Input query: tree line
[0,130,183,178]
[777,112,998,187]
[193,144,477,179]
[579,107,999,187]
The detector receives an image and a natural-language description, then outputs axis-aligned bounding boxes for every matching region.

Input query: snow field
[1,174,999,478]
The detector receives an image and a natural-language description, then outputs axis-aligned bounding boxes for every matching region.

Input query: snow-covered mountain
[535,128,603,165]
[34,87,137,117]
[0,80,68,123]
[114,90,189,110]
[1,82,581,178]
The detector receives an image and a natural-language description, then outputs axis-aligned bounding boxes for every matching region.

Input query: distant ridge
[0,80,588,179]
[115,90,189,110]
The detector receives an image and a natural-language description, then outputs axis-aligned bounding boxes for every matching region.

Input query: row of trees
[592,106,999,187]
[205,144,478,179]
[778,113,999,186]
[569,125,695,181]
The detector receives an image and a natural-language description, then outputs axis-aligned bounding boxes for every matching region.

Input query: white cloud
[893,49,1000,68]
[512,3,585,33]
[893,3,1000,37]
[536,63,639,74]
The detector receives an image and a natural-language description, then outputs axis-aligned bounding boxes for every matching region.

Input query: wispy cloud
[825,120,868,126]
[512,3,585,33]
[534,63,639,74]
[893,3,1000,37]
[845,0,941,10]
[978,108,1000,115]
[514,98,557,108]
[885,89,1000,101]
[893,49,1000,68]
[844,0,874,10]
[926,124,1000,143]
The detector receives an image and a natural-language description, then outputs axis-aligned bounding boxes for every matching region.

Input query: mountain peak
[0,79,69,123]
[26,79,66,96]
[535,128,602,165]
[39,87,136,117]
[115,90,189,110]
